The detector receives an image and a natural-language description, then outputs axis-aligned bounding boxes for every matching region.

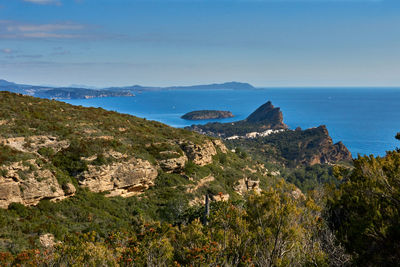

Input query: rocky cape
[186,101,288,137]
[181,110,234,120]
[187,100,352,166]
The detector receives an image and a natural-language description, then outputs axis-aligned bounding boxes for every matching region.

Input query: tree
[328,151,400,266]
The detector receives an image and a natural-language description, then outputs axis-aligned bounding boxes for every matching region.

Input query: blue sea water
[65,88,400,157]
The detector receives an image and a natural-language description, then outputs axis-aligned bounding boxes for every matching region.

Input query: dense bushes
[283,164,337,192]
[0,187,349,266]
[328,148,400,266]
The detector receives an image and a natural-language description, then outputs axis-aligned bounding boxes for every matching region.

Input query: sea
[64,88,400,157]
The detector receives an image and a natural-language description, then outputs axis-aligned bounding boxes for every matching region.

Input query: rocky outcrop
[298,126,352,165]
[0,160,65,209]
[245,101,287,129]
[234,178,261,195]
[0,136,69,154]
[211,139,228,153]
[62,183,76,195]
[39,233,58,248]
[0,136,225,208]
[181,140,217,166]
[79,158,158,197]
[181,110,234,120]
[159,152,188,173]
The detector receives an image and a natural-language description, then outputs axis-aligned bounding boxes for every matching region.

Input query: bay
[65,88,400,157]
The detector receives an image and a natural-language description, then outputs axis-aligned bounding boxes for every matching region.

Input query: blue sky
[0,0,399,87]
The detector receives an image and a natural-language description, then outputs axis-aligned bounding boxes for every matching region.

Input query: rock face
[245,101,287,129]
[211,139,228,153]
[234,178,261,195]
[295,126,352,165]
[181,140,218,166]
[0,136,69,154]
[0,160,65,209]
[159,152,188,173]
[0,135,227,208]
[39,233,58,248]
[79,158,158,197]
[181,110,234,120]
[62,183,76,196]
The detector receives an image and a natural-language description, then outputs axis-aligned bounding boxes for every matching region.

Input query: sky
[0,0,399,87]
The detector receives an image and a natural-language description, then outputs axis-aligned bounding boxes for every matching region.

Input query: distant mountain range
[0,79,256,99]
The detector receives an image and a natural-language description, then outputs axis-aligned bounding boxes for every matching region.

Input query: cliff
[226,125,352,167]
[181,110,234,120]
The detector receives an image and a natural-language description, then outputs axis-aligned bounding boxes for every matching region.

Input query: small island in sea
[181,110,234,120]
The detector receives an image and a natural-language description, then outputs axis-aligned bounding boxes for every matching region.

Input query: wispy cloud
[0,20,86,39]
[1,48,14,54]
[23,0,61,6]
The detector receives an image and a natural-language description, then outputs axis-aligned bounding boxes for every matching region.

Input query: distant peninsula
[165,82,255,90]
[0,79,255,100]
[181,110,234,120]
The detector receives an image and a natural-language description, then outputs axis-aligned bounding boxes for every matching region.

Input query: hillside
[0,91,280,208]
[0,91,288,251]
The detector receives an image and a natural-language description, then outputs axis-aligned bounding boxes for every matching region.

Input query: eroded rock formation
[0,159,66,209]
[181,140,218,166]
[79,158,158,197]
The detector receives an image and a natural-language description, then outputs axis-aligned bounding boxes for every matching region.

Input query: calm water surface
[65,88,400,157]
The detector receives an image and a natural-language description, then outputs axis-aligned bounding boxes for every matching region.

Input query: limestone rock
[0,180,23,209]
[0,160,65,209]
[212,139,228,153]
[79,158,158,197]
[158,152,188,173]
[181,140,217,166]
[62,183,76,195]
[0,135,69,154]
[212,193,230,202]
[235,178,261,195]
[39,233,58,248]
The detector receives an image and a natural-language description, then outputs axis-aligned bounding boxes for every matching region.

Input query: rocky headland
[186,101,288,138]
[187,100,352,166]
